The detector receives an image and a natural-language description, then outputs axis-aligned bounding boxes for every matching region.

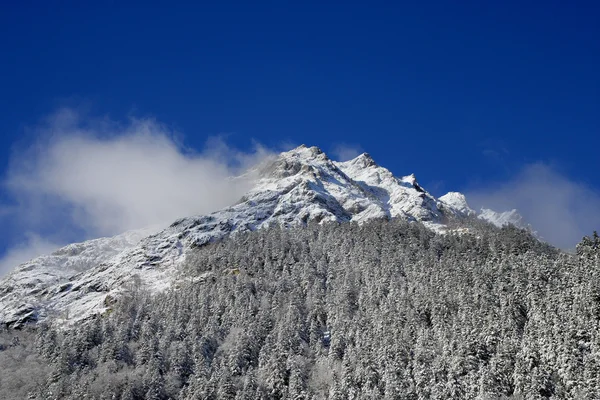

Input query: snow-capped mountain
[0,145,525,328]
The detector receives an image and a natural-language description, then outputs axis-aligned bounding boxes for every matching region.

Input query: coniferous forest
[2,219,600,399]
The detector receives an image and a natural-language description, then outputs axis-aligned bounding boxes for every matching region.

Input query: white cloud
[466,163,600,250]
[0,109,273,275]
[0,234,62,276]
[330,143,363,161]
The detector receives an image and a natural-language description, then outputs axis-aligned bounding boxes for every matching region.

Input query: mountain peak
[257,145,331,179]
[439,192,475,216]
[402,173,417,185]
[479,208,525,228]
[346,152,377,168]
[286,144,326,160]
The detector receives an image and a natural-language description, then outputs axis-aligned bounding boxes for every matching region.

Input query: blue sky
[0,1,599,270]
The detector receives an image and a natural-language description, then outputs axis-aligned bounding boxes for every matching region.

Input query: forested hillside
[2,219,600,399]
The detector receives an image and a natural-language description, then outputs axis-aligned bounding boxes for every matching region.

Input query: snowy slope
[335,153,445,224]
[0,227,158,327]
[0,145,527,327]
[478,208,525,228]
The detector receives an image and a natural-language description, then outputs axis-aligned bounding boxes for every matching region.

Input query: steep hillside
[4,220,598,400]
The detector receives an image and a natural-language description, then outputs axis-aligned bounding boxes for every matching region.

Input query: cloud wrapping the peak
[466,163,600,250]
[0,109,273,275]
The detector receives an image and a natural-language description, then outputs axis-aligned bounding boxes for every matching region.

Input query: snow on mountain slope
[0,227,158,328]
[437,192,527,230]
[478,208,525,228]
[0,145,527,327]
[335,153,445,224]
[438,192,476,217]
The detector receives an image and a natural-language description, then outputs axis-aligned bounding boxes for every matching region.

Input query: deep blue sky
[0,1,599,255]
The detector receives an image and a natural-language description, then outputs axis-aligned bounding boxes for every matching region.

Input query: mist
[466,163,600,250]
[0,109,273,275]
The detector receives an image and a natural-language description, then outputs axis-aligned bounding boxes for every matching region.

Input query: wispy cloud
[466,163,600,250]
[0,234,62,276]
[479,138,510,162]
[330,143,363,161]
[0,108,273,275]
